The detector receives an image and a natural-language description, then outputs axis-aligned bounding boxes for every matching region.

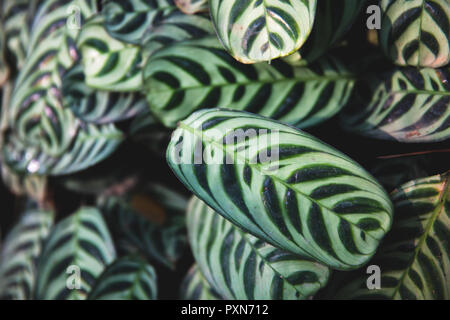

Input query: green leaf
[379,0,450,68]
[77,15,143,92]
[175,0,208,14]
[180,265,222,300]
[209,0,317,63]
[0,0,37,72]
[187,197,330,299]
[144,36,355,128]
[2,122,124,176]
[99,184,188,269]
[167,109,394,270]
[285,0,367,66]
[0,208,53,300]
[341,66,450,143]
[62,61,148,124]
[141,10,214,58]
[333,172,450,299]
[102,0,177,45]
[88,255,157,300]
[34,207,116,300]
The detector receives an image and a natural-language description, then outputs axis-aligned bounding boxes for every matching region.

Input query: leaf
[2,122,124,176]
[175,0,208,15]
[62,61,148,124]
[102,0,177,45]
[0,162,48,202]
[88,255,157,300]
[99,184,188,269]
[144,36,355,128]
[0,0,37,72]
[167,108,394,270]
[340,66,450,143]
[180,265,222,300]
[77,15,143,92]
[34,207,116,300]
[141,10,214,58]
[0,26,9,86]
[2,0,117,176]
[284,0,367,66]
[379,0,450,68]
[186,197,330,299]
[0,209,53,300]
[209,0,317,63]
[333,172,450,299]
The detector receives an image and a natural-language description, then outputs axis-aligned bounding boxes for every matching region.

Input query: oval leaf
[34,207,116,300]
[144,36,354,128]
[180,265,222,300]
[209,0,317,63]
[333,172,450,299]
[379,0,450,68]
[0,209,53,299]
[187,197,330,299]
[88,255,157,300]
[341,66,450,142]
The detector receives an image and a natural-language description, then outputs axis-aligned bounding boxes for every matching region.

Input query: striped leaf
[62,62,148,124]
[175,0,208,14]
[35,207,116,300]
[99,184,187,269]
[187,197,330,299]
[0,208,53,300]
[333,172,450,299]
[0,0,37,72]
[77,15,143,92]
[1,0,118,176]
[180,265,222,300]
[341,66,450,143]
[102,0,177,45]
[379,0,450,68]
[144,36,355,128]
[141,10,214,58]
[285,0,367,66]
[167,109,394,270]
[2,122,123,176]
[88,255,157,300]
[1,163,48,203]
[209,0,317,63]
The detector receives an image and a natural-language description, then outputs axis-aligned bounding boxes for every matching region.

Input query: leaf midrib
[390,173,450,299]
[179,121,383,243]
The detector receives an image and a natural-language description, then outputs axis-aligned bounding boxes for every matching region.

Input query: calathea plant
[0,0,448,300]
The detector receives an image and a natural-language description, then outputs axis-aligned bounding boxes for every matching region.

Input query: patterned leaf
[209,0,317,63]
[175,0,208,14]
[144,36,355,128]
[333,172,450,299]
[102,0,177,45]
[141,10,214,58]
[2,122,123,176]
[0,26,9,86]
[341,66,450,142]
[0,0,37,72]
[0,208,53,300]
[187,197,330,299]
[167,109,394,270]
[88,255,157,300]
[379,0,450,68]
[285,0,367,66]
[77,15,143,92]
[180,265,222,300]
[1,0,120,176]
[35,207,116,300]
[99,184,188,269]
[62,61,148,124]
[1,163,48,203]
